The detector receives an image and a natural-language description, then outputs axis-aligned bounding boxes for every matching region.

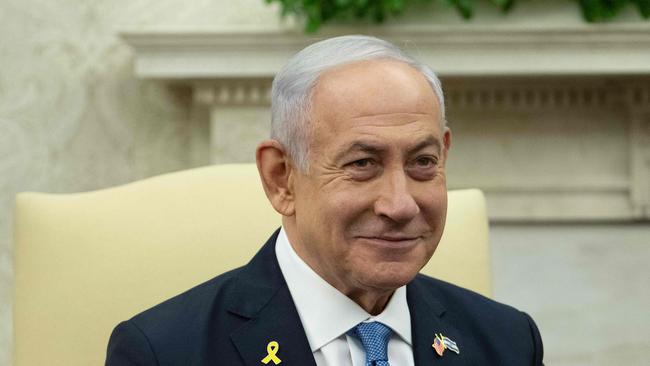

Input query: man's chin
[359,268,419,291]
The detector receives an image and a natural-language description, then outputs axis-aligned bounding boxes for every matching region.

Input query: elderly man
[106,35,543,366]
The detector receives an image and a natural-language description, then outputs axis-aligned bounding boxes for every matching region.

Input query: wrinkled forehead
[310,59,442,127]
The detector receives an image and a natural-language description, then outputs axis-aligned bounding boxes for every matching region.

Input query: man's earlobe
[256,140,296,216]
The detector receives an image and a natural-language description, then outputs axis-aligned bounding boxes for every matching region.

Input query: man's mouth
[355,235,421,249]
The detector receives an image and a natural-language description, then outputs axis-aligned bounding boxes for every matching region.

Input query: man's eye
[349,158,375,168]
[414,156,437,167]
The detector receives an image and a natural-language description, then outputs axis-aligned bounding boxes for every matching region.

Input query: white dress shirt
[275,227,415,366]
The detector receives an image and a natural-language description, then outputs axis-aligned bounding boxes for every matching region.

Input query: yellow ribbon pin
[261,341,282,365]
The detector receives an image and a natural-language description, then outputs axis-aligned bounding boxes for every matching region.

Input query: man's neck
[282,219,396,315]
[345,287,395,315]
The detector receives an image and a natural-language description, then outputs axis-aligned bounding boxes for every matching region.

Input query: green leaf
[490,0,515,12]
[633,0,650,17]
[351,0,372,18]
[371,0,387,22]
[305,16,321,32]
[355,0,370,8]
[579,0,631,21]
[448,0,475,19]
[388,0,406,13]
[302,0,322,32]
[261,0,650,34]
[579,0,604,21]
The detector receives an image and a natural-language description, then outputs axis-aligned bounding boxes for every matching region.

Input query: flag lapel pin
[432,334,446,356]
[432,333,460,357]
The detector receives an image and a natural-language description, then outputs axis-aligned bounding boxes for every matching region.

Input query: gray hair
[270,35,445,171]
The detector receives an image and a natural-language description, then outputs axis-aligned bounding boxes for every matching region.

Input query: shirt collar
[275,227,412,351]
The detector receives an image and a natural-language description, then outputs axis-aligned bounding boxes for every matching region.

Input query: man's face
[288,59,450,296]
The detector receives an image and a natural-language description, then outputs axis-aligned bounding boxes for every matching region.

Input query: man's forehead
[311,59,441,121]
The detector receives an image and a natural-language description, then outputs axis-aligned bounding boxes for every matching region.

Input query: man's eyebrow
[334,141,386,161]
[335,136,442,161]
[410,136,442,155]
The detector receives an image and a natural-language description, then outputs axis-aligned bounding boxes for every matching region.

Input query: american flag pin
[432,333,460,357]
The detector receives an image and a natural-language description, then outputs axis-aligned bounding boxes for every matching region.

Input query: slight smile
[355,235,422,250]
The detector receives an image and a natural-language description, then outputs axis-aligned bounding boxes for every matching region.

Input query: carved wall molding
[193,80,271,106]
[627,83,650,106]
[192,78,650,112]
[445,82,612,111]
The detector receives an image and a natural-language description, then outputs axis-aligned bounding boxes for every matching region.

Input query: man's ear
[256,139,296,216]
[442,126,452,160]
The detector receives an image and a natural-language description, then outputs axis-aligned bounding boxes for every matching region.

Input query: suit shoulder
[127,266,244,343]
[413,273,521,317]
[412,274,544,364]
[106,266,249,365]
[106,320,158,366]
[411,274,534,336]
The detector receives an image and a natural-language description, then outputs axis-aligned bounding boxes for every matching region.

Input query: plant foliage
[264,0,650,32]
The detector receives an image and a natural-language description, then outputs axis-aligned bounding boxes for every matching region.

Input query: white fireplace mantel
[121,25,650,222]
[122,24,650,79]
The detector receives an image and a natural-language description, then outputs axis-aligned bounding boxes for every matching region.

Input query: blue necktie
[353,321,392,366]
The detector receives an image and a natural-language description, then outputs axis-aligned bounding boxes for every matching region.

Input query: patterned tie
[353,321,392,366]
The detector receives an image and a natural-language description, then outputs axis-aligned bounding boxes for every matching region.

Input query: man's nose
[373,169,420,223]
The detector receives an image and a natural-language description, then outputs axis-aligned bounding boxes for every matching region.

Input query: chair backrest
[13,163,490,366]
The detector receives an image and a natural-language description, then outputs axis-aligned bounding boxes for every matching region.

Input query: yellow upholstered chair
[13,163,490,366]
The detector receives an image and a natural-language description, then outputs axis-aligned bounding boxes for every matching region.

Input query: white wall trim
[122,24,650,79]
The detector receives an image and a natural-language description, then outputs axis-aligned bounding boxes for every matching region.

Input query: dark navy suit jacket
[106,230,543,365]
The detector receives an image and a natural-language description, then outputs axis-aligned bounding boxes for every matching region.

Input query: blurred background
[1,0,649,365]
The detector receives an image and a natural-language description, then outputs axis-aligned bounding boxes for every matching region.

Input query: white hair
[270,35,446,171]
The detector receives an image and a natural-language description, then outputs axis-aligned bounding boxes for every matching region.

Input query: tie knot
[353,322,392,365]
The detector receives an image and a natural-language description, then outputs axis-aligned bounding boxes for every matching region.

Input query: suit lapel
[227,230,317,366]
[408,276,470,366]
